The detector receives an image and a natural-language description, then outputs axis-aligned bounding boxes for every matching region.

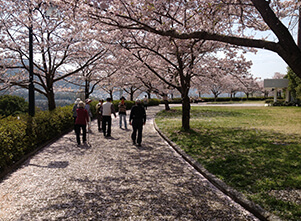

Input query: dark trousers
[102,116,112,136]
[97,115,102,130]
[75,124,86,145]
[131,120,143,144]
[73,117,77,132]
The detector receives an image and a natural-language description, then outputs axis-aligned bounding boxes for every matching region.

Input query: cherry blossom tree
[116,28,253,129]
[240,77,261,99]
[135,65,173,110]
[273,72,286,79]
[79,0,301,79]
[62,0,257,130]
[256,80,269,98]
[222,76,243,101]
[0,0,106,110]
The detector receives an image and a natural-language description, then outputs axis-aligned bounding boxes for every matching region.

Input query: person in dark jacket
[129,99,146,146]
[75,101,89,146]
[72,98,81,132]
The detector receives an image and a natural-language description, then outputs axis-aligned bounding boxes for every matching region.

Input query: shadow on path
[0,105,258,220]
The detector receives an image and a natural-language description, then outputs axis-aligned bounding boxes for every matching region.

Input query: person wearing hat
[72,98,82,131]
[85,98,93,132]
[75,101,89,146]
[118,96,127,129]
[129,99,146,146]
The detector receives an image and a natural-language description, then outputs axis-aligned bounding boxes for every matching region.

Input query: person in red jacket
[75,101,89,146]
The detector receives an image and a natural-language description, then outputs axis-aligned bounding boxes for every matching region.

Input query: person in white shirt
[101,97,116,137]
[85,98,93,132]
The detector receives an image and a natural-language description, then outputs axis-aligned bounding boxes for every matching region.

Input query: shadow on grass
[167,127,301,220]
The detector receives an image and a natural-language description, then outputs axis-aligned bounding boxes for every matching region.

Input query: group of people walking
[72,97,147,147]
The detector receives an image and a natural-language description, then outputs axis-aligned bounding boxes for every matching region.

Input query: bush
[272,100,301,106]
[265,98,301,106]
[168,98,182,104]
[0,95,28,117]
[0,116,28,171]
[265,99,274,104]
[147,98,161,106]
[0,105,74,174]
[33,106,73,145]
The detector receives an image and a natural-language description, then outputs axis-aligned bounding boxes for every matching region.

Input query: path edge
[0,128,73,182]
[153,118,281,221]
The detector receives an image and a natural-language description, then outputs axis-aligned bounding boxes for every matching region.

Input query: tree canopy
[78,0,301,78]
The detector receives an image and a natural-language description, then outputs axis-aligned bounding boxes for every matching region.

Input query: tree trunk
[130,92,134,101]
[264,90,269,98]
[47,89,56,111]
[163,94,170,111]
[214,94,217,102]
[182,94,190,131]
[85,79,90,99]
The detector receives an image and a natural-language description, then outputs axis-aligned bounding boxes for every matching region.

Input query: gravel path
[0,105,259,220]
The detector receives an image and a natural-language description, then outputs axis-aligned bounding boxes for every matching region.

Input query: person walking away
[118,96,127,129]
[85,98,93,132]
[95,99,104,132]
[129,99,146,146]
[72,98,81,132]
[75,101,89,146]
[101,97,116,137]
[143,95,148,110]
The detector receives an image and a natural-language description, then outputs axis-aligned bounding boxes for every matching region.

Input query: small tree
[285,67,301,100]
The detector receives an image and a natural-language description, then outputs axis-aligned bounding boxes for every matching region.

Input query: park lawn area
[206,100,266,105]
[155,106,301,221]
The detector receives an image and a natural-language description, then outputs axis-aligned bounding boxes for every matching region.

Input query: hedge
[265,99,301,106]
[0,105,74,174]
[199,96,273,102]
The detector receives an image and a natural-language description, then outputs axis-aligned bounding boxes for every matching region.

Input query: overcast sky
[245,49,288,80]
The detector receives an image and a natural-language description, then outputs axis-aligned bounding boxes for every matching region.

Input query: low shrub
[201,96,272,102]
[0,95,28,117]
[0,116,28,171]
[168,98,182,104]
[146,98,161,106]
[0,105,74,174]
[265,99,301,106]
[33,105,73,145]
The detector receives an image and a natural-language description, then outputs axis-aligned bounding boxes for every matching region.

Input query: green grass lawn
[155,106,301,221]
